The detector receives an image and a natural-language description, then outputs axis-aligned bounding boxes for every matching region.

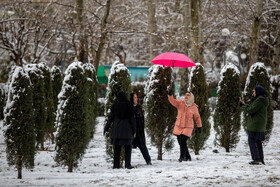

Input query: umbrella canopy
[151,52,196,68]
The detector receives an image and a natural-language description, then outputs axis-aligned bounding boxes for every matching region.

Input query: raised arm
[168,95,180,108]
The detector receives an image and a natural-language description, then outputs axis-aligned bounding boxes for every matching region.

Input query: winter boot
[249,160,262,165]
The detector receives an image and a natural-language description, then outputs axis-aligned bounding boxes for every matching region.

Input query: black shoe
[125,165,135,169]
[249,160,262,165]
[146,161,152,165]
[178,158,187,162]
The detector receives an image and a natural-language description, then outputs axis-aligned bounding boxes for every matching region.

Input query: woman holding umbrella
[167,88,202,162]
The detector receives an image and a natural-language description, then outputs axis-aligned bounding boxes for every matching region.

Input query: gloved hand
[195,127,202,134]
[168,87,173,96]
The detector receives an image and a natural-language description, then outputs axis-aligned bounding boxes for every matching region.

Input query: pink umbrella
[151,52,196,68]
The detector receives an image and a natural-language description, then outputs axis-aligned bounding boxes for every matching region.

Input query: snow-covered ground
[0,111,280,187]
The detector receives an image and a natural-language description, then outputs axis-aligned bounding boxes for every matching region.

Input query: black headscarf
[113,91,134,119]
[255,85,266,97]
[129,92,136,105]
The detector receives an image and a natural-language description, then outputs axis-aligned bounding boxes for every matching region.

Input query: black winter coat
[132,105,146,146]
[104,101,136,140]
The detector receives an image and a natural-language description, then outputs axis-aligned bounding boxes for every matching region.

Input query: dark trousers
[135,136,151,163]
[177,135,191,160]
[113,145,132,168]
[248,131,265,163]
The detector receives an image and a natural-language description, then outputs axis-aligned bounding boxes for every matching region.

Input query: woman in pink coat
[168,88,202,162]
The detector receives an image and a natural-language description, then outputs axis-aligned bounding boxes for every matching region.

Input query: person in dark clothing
[240,85,268,165]
[104,91,136,169]
[129,92,152,165]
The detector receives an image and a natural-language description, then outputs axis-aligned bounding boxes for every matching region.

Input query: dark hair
[130,92,136,104]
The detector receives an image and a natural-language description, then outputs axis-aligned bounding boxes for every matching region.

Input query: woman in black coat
[130,92,152,165]
[104,91,136,169]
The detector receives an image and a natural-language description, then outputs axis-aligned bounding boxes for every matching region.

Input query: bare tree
[248,0,264,72]
[148,0,158,60]
[93,0,111,72]
[0,1,59,66]
[190,0,200,63]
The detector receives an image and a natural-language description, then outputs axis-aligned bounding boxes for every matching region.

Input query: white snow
[221,28,230,36]
[188,63,203,90]
[104,61,130,116]
[244,62,269,95]
[217,63,240,93]
[1,111,280,186]
[144,65,162,105]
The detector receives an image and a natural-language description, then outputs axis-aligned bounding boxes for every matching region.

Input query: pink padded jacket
[168,95,202,137]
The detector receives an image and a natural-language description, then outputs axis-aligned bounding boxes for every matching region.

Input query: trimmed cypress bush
[243,62,273,143]
[188,63,211,155]
[104,61,132,164]
[25,64,47,149]
[83,63,98,139]
[144,65,176,160]
[214,63,242,152]
[55,61,90,172]
[51,65,62,114]
[38,63,56,144]
[3,66,35,179]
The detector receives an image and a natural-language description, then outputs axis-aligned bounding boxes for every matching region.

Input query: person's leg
[137,136,151,164]
[139,145,152,164]
[248,132,260,160]
[256,132,265,164]
[124,145,133,168]
[113,145,121,168]
[184,136,191,161]
[256,140,264,164]
[177,135,184,160]
[178,135,188,161]
[248,132,261,165]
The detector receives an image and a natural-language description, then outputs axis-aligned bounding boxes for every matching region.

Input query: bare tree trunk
[157,140,163,160]
[16,154,22,179]
[148,0,158,60]
[40,142,44,150]
[68,159,73,172]
[247,0,264,72]
[198,7,204,66]
[190,0,200,63]
[272,30,280,107]
[180,0,191,95]
[76,0,88,63]
[182,0,190,55]
[94,0,111,74]
[272,30,280,76]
